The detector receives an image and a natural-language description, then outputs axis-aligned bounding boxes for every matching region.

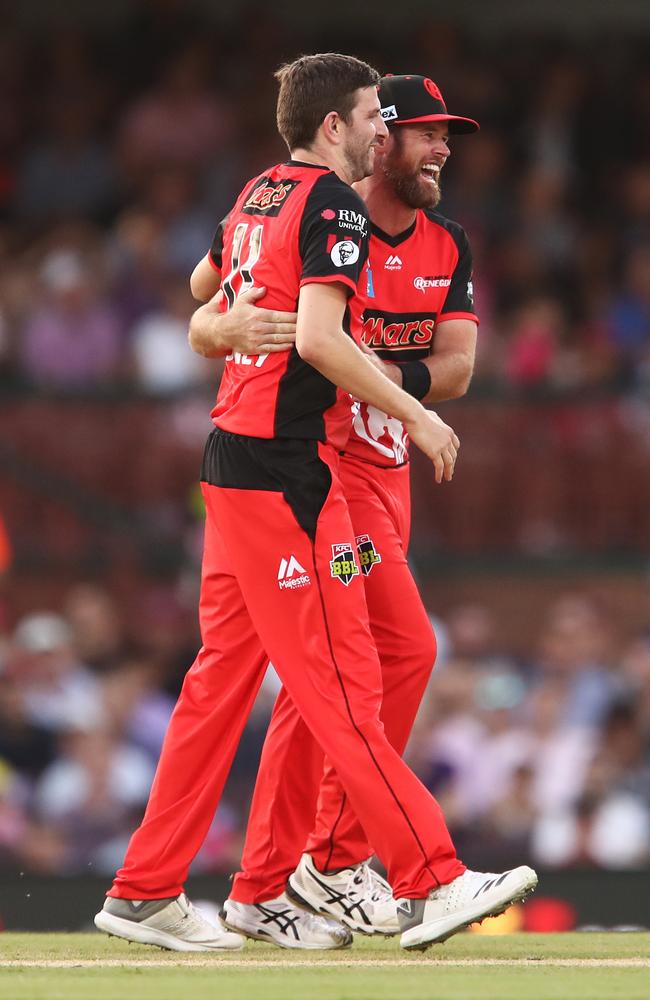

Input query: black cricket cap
[378,75,479,134]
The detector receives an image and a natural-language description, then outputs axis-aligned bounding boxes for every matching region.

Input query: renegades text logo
[414,275,451,293]
[356,534,381,576]
[362,310,437,350]
[242,177,300,216]
[329,543,359,587]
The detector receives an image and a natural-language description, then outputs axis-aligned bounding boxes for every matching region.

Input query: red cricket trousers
[110,431,461,901]
[231,455,461,902]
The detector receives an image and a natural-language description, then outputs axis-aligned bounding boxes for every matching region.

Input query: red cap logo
[424,78,444,103]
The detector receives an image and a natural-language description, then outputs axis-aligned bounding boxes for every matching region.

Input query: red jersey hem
[437,311,479,325]
[300,274,356,295]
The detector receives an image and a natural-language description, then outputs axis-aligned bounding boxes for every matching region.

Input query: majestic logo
[321,208,336,220]
[362,310,436,350]
[467,279,474,305]
[380,104,398,122]
[356,534,381,576]
[414,275,451,293]
[384,254,402,270]
[329,543,359,587]
[330,240,360,268]
[278,555,310,590]
[242,178,300,216]
[338,208,368,235]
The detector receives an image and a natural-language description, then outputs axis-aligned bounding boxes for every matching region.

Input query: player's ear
[321,111,343,145]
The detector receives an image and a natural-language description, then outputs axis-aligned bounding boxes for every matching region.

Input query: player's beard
[342,133,375,184]
[381,136,442,210]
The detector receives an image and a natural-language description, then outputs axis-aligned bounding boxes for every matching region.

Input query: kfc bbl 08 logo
[329,543,360,586]
[356,534,381,576]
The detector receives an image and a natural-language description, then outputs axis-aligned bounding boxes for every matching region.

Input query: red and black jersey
[208,160,369,449]
[345,209,478,467]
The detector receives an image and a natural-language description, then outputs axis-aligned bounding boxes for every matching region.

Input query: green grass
[1,932,648,1000]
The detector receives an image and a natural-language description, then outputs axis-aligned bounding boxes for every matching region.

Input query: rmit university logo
[338,208,368,235]
[242,178,300,216]
[356,534,381,576]
[329,543,359,587]
[278,555,311,590]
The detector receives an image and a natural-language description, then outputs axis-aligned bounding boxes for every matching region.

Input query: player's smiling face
[380,122,450,210]
[341,86,388,184]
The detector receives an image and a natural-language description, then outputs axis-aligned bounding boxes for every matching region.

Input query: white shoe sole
[286,876,399,937]
[94,910,245,951]
[219,908,352,950]
[400,867,538,951]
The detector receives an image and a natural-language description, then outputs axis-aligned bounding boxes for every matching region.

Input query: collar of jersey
[370,218,417,248]
[286,159,331,171]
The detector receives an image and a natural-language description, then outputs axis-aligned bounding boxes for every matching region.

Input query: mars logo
[329,543,359,587]
[362,311,436,349]
[242,178,300,216]
[356,534,381,576]
[330,239,359,268]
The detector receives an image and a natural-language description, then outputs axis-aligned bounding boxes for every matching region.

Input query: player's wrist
[399,361,432,401]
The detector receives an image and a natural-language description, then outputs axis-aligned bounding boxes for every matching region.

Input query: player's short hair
[275,53,380,152]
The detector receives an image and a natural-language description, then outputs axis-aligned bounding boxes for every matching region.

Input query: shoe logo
[255,903,302,941]
[397,900,414,917]
[384,254,402,270]
[307,868,371,925]
[473,878,499,898]
[278,555,311,590]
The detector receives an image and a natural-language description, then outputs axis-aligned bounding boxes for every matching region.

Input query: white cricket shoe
[287,853,399,935]
[220,891,352,949]
[94,893,245,951]
[398,865,538,950]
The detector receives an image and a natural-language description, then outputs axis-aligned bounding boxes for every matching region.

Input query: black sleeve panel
[209,214,229,272]
[442,223,476,315]
[427,212,477,318]
[298,173,370,293]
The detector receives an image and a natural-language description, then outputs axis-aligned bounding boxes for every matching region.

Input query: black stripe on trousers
[311,546,441,890]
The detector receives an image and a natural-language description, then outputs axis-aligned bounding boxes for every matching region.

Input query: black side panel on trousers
[201,429,332,541]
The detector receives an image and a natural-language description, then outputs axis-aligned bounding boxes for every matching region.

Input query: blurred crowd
[0,585,648,876]
[0,5,648,395]
[0,3,648,878]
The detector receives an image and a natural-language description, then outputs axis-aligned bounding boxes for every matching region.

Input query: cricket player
[185,74,538,948]
[94,51,465,953]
